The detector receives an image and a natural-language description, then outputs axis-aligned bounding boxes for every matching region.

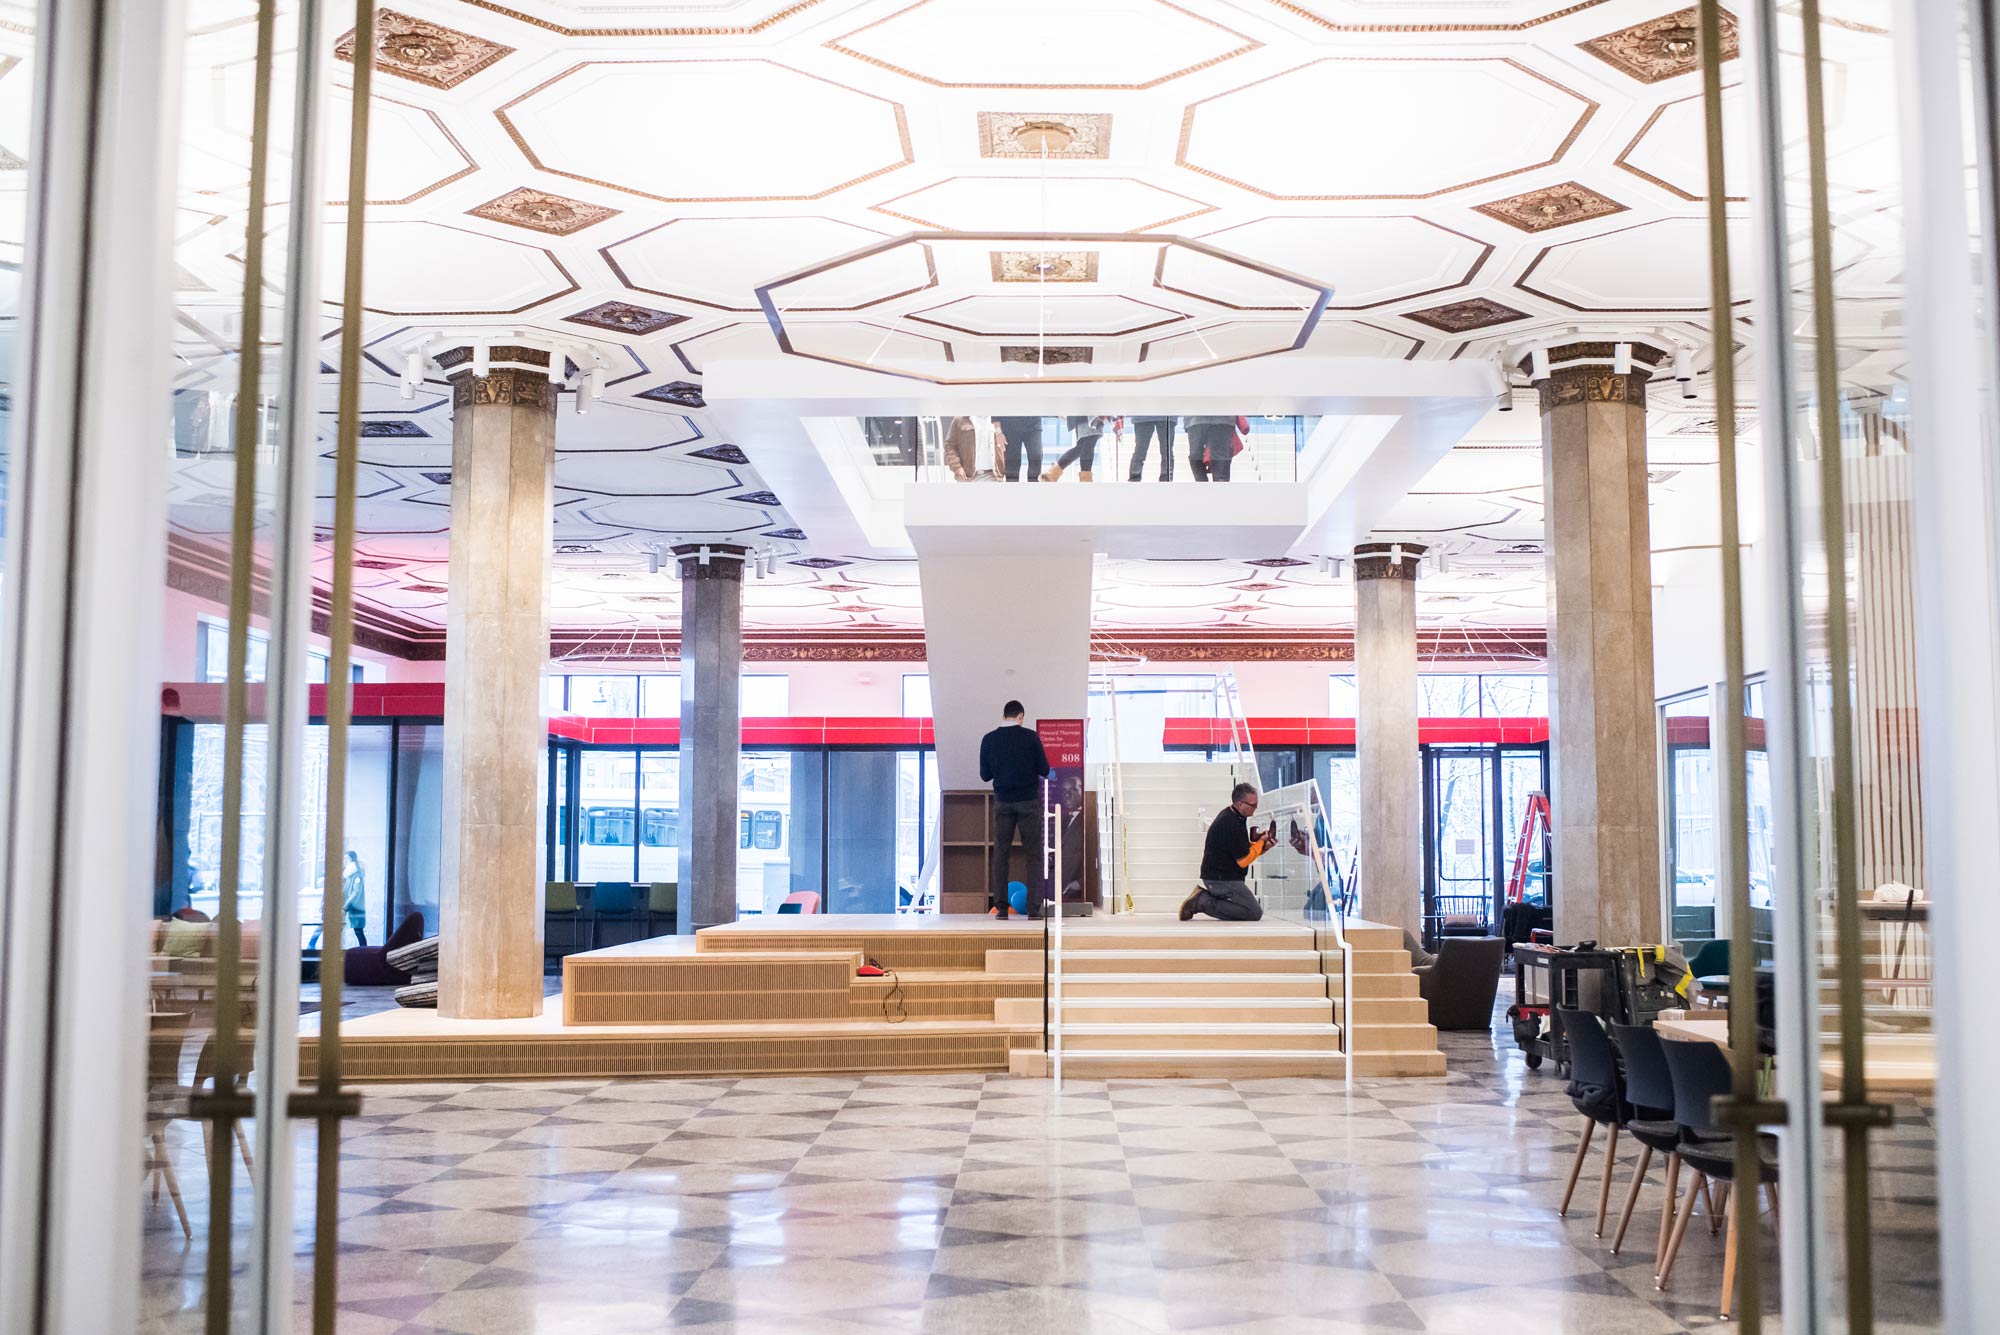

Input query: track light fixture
[1613,342,1632,375]
[1530,347,1551,381]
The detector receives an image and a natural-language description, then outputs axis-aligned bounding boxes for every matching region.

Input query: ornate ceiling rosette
[754,231,1329,386]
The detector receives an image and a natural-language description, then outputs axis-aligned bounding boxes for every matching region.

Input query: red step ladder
[1507,791,1551,904]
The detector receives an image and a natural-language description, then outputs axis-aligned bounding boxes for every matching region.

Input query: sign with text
[1038,718,1086,910]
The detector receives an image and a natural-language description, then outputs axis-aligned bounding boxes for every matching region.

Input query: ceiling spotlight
[1012,120,1075,155]
[1530,347,1551,381]
[1672,344,1695,382]
[1433,550,1451,575]
[646,547,661,576]
[401,349,425,401]
[471,343,491,380]
[1613,342,1632,375]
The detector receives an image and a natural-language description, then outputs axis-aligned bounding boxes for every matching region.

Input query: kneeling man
[1180,781,1275,922]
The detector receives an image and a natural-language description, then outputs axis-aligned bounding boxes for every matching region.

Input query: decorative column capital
[437,344,560,412]
[1516,340,1672,415]
[671,542,751,581]
[1353,540,1428,582]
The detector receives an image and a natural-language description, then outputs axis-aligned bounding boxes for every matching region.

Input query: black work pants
[990,797,1045,913]
[1187,423,1235,481]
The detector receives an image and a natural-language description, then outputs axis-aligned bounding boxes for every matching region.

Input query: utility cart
[1508,944,1622,1074]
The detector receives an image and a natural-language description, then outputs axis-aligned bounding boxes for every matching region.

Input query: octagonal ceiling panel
[1618,84,1747,200]
[1193,216,1490,309]
[572,495,777,535]
[763,243,937,311]
[498,60,910,204]
[873,176,1212,232]
[909,293,1185,337]
[1270,0,1617,30]
[671,323,784,375]
[1157,244,1327,311]
[828,0,1258,89]
[329,219,577,315]
[1180,58,1595,199]
[485,0,830,27]
[1517,216,1751,312]
[606,216,896,311]
[554,451,742,497]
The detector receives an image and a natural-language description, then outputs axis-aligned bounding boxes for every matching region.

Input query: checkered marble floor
[139,1016,1941,1334]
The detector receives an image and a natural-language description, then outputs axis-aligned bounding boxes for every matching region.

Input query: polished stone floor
[140,1006,1941,1334]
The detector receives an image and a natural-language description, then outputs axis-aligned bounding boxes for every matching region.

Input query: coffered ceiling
[0,0,1908,656]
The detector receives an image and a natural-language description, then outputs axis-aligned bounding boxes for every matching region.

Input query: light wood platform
[309,915,1046,1083]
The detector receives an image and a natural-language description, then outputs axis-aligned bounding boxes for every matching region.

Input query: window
[902,673,932,718]
[197,618,268,683]
[1328,675,1357,716]
[741,674,789,715]
[568,674,641,717]
[1418,674,1483,718]
[1334,671,1548,718]
[1480,674,1548,717]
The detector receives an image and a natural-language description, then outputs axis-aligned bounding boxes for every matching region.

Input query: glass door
[1424,746,1497,943]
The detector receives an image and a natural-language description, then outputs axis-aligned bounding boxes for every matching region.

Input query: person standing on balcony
[1186,414,1241,482]
[980,700,1051,918]
[993,415,1045,482]
[1127,415,1177,481]
[944,415,1000,480]
[1180,782,1273,921]
[1045,415,1121,482]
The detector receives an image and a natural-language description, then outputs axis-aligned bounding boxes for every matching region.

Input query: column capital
[671,542,751,581]
[1516,339,1673,415]
[1352,541,1427,582]
[437,344,560,411]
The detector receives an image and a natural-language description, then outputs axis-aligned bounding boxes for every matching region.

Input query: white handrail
[1045,777,1063,1084]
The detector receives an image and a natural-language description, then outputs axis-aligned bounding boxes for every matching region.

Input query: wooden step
[1060,1024,1342,1052]
[1346,1020,1439,1053]
[1061,927,1313,952]
[1352,1049,1447,1077]
[1346,971,1420,999]
[1036,1049,1347,1078]
[1057,949,1322,975]
[1349,948,1414,974]
[1056,996,1335,1025]
[1341,995,1431,1025]
[1058,972,1333,999]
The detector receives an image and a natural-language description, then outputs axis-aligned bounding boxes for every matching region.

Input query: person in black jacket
[1180,782,1272,921]
[979,700,1051,917]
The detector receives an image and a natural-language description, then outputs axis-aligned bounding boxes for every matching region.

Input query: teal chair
[1687,938,1731,1000]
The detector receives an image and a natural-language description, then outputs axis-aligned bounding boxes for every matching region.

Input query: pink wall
[160,584,405,683]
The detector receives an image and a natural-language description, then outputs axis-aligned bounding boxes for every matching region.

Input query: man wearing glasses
[1180,782,1275,922]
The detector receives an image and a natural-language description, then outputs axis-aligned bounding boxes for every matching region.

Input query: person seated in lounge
[1180,782,1274,922]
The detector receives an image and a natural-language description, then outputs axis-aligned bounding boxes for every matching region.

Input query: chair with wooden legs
[1657,1035,1780,1318]
[1552,1007,1628,1234]
[1609,1021,1706,1267]
[145,1012,194,1239]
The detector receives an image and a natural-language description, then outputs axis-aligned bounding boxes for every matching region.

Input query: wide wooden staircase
[1011,916,1445,1078]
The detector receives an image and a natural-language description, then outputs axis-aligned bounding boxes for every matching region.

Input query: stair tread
[1059,1022,1341,1035]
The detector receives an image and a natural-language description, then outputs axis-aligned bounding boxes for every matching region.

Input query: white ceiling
[0,0,1909,648]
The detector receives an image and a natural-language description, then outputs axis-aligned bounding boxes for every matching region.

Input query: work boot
[1178,887,1201,921]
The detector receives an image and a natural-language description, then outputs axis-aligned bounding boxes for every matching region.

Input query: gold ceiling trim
[1515,217,1755,314]
[494,59,915,205]
[1256,0,1609,33]
[824,0,1260,91]
[1175,57,1599,201]
[1188,214,1495,313]
[601,216,900,315]
[869,174,1217,234]
[1613,90,1748,203]
[326,85,479,209]
[452,0,827,37]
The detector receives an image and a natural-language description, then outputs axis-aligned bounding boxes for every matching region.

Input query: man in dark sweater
[1180,782,1272,922]
[979,700,1051,917]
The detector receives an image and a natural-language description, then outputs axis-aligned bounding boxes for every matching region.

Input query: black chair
[1609,1022,1700,1267]
[1414,936,1505,1030]
[588,881,646,948]
[1553,1007,1628,1234]
[1657,1035,1780,1318]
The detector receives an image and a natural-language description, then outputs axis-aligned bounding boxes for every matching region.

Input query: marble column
[1354,541,1424,941]
[437,345,557,1019]
[675,543,747,934]
[1524,341,1665,946]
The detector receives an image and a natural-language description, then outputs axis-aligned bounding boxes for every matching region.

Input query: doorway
[1421,743,1548,947]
